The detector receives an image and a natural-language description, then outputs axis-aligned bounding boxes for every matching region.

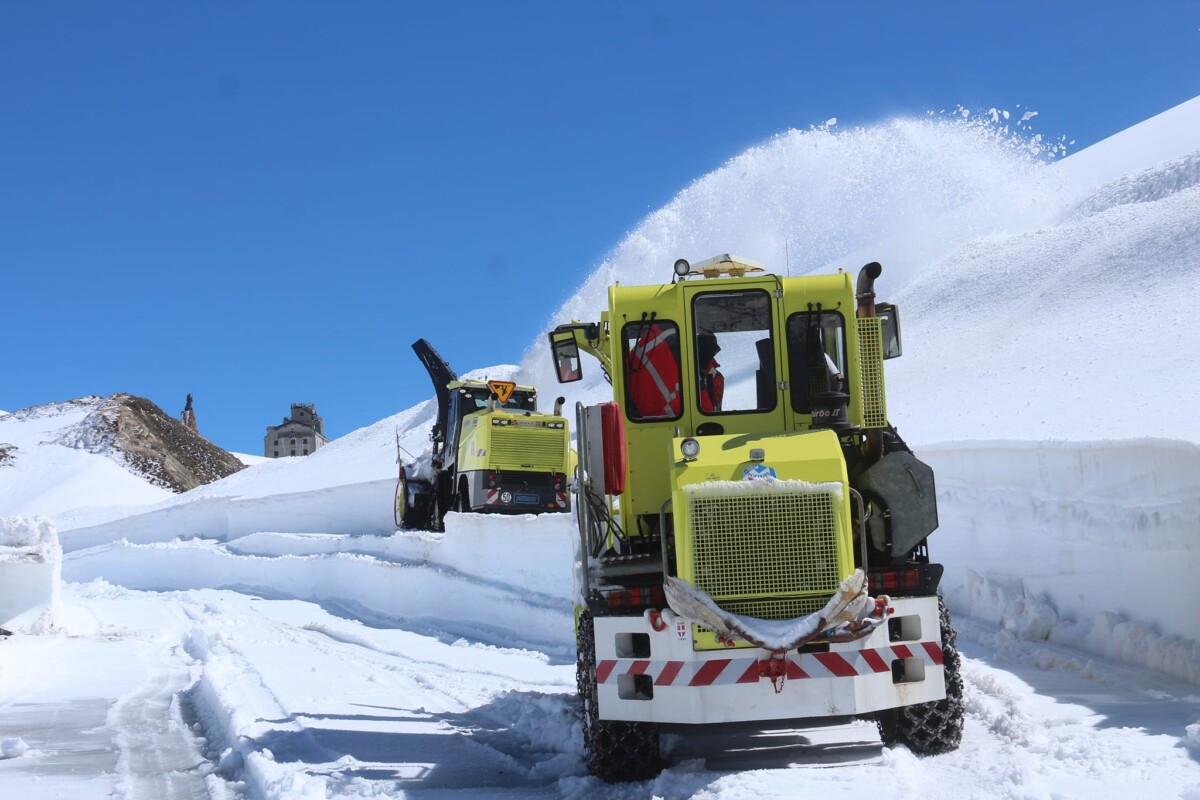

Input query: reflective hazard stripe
[637,327,674,354]
[630,326,679,416]
[595,644,942,687]
[641,358,677,417]
[556,492,568,508]
[486,489,499,505]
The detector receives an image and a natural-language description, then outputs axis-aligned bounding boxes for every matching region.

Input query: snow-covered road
[3,514,1198,799]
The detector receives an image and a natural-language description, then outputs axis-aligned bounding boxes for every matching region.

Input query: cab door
[680,279,788,439]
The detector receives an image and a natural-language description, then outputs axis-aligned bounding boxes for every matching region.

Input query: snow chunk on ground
[1,515,60,560]
[0,738,28,759]
[1186,722,1200,751]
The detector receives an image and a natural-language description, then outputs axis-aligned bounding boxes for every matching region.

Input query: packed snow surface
[2,102,1199,797]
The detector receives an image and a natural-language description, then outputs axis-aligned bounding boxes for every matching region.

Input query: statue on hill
[181,393,198,433]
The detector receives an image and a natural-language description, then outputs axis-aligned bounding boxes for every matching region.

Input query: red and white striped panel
[556,492,568,508]
[596,643,943,687]
[486,489,500,505]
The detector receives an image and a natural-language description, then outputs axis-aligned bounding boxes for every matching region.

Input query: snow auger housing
[548,255,963,781]
[395,339,572,531]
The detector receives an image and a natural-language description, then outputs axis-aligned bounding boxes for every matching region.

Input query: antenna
[785,241,791,277]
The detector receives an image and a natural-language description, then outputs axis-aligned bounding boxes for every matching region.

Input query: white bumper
[593,595,946,724]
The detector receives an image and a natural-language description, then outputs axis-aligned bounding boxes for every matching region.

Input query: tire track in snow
[180,592,578,798]
[109,643,210,800]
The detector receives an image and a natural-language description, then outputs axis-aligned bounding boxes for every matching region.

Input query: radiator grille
[703,594,828,624]
[857,317,887,428]
[688,489,841,600]
[489,427,565,467]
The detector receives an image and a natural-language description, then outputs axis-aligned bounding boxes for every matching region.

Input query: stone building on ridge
[264,403,328,458]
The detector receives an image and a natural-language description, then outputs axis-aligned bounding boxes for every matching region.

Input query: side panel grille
[857,317,887,429]
[688,490,841,600]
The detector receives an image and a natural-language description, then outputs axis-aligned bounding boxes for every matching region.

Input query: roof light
[673,259,691,277]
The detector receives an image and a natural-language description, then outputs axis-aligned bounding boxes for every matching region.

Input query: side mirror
[876,303,902,359]
[549,331,583,383]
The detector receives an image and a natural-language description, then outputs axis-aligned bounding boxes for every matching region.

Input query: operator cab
[443,383,538,468]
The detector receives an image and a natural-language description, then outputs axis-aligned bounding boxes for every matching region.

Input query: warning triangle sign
[487,380,516,405]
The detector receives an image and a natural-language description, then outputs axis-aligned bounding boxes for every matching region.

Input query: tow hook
[759,651,789,693]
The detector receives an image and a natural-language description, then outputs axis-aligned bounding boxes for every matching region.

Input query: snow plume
[522,113,1066,387]
[523,103,1200,445]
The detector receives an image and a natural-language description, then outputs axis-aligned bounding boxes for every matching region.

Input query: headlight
[680,437,701,460]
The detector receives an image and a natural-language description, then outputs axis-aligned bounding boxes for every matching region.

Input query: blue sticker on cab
[742,464,777,482]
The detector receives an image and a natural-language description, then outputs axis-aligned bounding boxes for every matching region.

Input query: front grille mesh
[688,489,841,600]
[490,427,565,467]
[700,594,828,626]
[857,317,887,428]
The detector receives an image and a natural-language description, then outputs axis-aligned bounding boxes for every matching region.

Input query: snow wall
[926,439,1200,685]
[0,516,62,632]
[59,478,397,552]
[58,433,1200,685]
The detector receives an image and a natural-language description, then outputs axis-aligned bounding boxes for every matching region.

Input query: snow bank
[65,512,578,652]
[60,479,399,551]
[926,439,1200,685]
[0,516,62,632]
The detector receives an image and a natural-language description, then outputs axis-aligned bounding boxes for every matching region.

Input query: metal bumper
[592,595,946,725]
[465,471,570,513]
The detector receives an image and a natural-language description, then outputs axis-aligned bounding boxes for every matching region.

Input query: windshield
[461,388,537,413]
[691,290,776,414]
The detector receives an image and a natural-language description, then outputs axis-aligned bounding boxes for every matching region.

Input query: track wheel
[576,611,662,782]
[876,595,965,754]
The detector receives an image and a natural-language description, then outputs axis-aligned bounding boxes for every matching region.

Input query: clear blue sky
[2,2,1197,454]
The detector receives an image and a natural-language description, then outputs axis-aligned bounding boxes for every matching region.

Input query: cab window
[691,290,775,414]
[787,311,848,412]
[622,319,682,422]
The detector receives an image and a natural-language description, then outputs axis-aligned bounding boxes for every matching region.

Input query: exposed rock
[0,444,14,468]
[52,394,244,492]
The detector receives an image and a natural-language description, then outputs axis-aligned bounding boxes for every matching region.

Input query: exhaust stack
[856,261,882,318]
